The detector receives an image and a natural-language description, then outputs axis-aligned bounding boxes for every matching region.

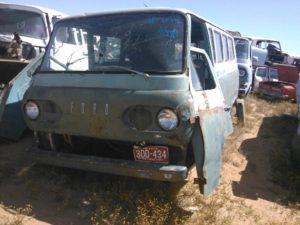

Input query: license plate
[133,146,169,163]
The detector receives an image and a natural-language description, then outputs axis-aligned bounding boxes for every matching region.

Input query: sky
[3,0,300,56]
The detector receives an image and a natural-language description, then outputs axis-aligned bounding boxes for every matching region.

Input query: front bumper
[30,148,188,182]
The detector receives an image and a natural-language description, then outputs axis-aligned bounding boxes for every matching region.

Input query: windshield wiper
[94,65,150,78]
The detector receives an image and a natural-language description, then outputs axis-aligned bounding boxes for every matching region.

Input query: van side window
[227,37,235,61]
[208,28,216,63]
[222,35,229,61]
[191,51,216,90]
[191,19,205,49]
[214,31,223,63]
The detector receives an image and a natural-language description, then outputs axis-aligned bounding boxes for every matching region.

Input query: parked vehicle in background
[229,34,300,101]
[258,81,296,101]
[0,3,66,84]
[234,37,253,97]
[249,37,284,66]
[275,63,299,84]
[0,54,44,139]
[253,66,278,92]
[23,8,243,196]
[0,3,66,140]
[254,63,299,100]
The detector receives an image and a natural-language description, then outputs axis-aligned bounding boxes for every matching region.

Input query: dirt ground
[0,95,300,225]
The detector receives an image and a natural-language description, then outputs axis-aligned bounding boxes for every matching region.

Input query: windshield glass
[40,12,186,73]
[0,8,47,39]
[256,67,266,77]
[234,38,249,59]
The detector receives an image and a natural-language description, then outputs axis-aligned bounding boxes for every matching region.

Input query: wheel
[236,98,246,127]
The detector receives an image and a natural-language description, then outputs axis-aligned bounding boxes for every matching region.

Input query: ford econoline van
[23,8,242,196]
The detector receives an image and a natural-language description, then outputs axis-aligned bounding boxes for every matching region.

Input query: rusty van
[22,8,243,196]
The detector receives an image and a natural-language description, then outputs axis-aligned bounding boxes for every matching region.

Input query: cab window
[191,51,216,90]
[256,67,267,77]
[269,68,278,79]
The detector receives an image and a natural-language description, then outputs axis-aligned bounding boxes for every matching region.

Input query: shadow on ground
[232,114,300,203]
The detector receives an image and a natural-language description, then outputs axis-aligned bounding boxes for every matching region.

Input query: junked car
[0,53,44,139]
[0,3,66,140]
[253,66,278,92]
[22,8,243,196]
[248,37,284,66]
[255,63,299,101]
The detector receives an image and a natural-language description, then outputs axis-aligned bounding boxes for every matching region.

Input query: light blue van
[22,8,242,196]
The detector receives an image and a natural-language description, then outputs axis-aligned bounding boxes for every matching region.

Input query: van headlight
[157,109,178,131]
[24,101,40,120]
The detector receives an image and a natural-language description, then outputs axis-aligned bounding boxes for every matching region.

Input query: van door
[189,48,233,196]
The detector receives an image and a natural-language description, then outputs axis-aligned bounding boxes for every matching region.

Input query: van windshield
[234,38,249,60]
[40,12,186,74]
[0,8,47,39]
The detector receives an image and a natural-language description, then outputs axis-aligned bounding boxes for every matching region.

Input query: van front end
[23,73,195,182]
